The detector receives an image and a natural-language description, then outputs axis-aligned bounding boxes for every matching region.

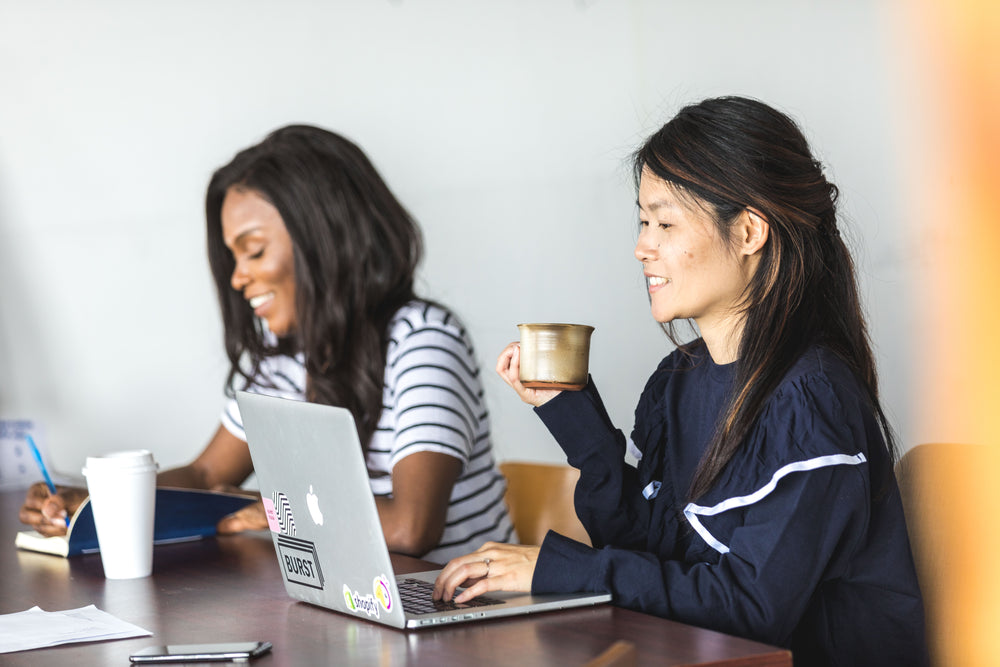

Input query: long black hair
[206,125,423,450]
[634,96,897,500]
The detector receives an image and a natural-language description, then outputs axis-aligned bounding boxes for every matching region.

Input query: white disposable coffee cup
[82,450,158,579]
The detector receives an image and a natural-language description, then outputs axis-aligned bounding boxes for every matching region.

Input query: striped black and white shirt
[221,300,514,563]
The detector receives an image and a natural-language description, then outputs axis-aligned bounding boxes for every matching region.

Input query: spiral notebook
[15,488,256,557]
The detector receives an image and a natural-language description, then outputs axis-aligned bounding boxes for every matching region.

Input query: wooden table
[0,489,791,666]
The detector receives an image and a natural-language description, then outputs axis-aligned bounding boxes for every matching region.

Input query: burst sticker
[276,534,324,590]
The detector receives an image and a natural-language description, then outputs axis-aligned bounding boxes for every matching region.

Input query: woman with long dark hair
[22,125,513,562]
[433,97,927,665]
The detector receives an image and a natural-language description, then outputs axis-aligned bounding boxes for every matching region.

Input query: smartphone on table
[129,641,272,663]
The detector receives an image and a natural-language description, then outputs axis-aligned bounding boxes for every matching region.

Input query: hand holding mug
[496,343,562,407]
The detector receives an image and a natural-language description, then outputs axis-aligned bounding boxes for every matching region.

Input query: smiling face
[221,187,298,337]
[635,168,763,358]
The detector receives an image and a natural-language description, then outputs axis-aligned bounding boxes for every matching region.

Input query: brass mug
[517,323,595,391]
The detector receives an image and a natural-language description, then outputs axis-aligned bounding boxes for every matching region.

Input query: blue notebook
[15,487,257,556]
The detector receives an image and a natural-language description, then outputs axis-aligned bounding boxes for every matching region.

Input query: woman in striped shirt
[23,125,513,562]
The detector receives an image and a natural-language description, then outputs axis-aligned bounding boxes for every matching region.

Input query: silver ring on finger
[483,558,491,578]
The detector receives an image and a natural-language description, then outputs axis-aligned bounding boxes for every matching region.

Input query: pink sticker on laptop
[262,497,282,533]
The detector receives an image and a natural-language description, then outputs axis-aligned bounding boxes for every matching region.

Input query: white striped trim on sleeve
[219,353,307,442]
[682,452,868,554]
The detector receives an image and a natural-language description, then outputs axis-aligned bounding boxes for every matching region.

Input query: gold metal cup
[517,323,595,391]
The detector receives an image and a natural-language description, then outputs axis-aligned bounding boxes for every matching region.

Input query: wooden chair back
[499,461,591,546]
[895,442,1000,666]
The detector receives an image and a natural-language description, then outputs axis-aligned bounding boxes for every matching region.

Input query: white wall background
[0,1,916,479]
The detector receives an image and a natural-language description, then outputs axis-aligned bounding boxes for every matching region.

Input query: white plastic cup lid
[82,449,158,475]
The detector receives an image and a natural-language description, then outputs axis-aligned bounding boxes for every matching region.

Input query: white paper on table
[0,604,152,654]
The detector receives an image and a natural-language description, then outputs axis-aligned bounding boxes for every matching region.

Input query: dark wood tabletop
[0,489,791,666]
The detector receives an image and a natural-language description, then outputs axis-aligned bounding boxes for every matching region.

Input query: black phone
[128,641,272,663]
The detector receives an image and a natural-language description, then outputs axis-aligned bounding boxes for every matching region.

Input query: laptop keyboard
[398,578,506,615]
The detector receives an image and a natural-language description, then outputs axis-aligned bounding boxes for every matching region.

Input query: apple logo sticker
[306,485,324,526]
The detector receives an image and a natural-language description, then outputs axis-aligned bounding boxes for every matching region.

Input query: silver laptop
[236,391,611,629]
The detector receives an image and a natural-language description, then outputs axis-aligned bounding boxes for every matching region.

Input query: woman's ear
[738,207,769,256]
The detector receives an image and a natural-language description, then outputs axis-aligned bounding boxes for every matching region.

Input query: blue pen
[24,434,70,527]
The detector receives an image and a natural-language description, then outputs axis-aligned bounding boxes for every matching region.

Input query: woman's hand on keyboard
[432,541,540,604]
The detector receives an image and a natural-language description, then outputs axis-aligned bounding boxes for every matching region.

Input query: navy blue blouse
[531,342,928,667]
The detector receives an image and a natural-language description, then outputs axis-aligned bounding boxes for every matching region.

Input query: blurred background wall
[0,0,919,471]
[3,1,999,662]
